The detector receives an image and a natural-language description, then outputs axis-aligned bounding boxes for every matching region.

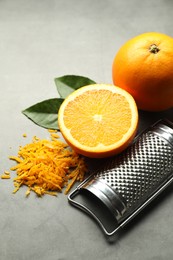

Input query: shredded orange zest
[4,171,10,175]
[1,174,11,179]
[48,129,57,133]
[1,171,11,179]
[9,130,88,197]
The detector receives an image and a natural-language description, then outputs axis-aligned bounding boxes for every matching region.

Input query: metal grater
[68,119,173,237]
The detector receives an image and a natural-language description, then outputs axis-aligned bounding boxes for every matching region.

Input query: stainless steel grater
[68,119,173,237]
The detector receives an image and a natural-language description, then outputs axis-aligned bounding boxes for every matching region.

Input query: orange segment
[58,84,138,158]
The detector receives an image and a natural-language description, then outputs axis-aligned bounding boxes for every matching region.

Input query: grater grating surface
[96,131,173,210]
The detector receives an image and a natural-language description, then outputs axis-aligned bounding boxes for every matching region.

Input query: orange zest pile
[6,130,87,197]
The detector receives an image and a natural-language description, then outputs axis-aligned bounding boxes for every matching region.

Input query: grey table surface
[1,0,173,259]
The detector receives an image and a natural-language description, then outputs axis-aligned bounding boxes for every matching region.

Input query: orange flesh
[63,89,132,147]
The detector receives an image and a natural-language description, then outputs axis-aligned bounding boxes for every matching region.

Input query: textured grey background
[1,0,173,259]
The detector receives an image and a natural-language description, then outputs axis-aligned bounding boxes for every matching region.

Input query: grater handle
[68,187,120,236]
[68,174,173,236]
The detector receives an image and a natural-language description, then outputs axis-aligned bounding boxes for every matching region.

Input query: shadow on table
[138,108,173,133]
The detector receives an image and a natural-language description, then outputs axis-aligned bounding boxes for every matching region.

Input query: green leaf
[54,75,96,98]
[22,98,64,129]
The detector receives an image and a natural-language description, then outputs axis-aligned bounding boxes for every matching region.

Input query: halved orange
[58,84,138,158]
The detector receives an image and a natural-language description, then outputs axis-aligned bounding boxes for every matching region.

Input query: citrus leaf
[22,98,64,129]
[54,75,96,98]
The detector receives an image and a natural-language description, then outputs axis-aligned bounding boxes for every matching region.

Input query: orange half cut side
[58,84,138,158]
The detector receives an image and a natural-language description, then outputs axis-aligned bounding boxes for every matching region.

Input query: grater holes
[98,132,173,209]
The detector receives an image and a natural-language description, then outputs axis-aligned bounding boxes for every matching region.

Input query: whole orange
[112,32,173,111]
